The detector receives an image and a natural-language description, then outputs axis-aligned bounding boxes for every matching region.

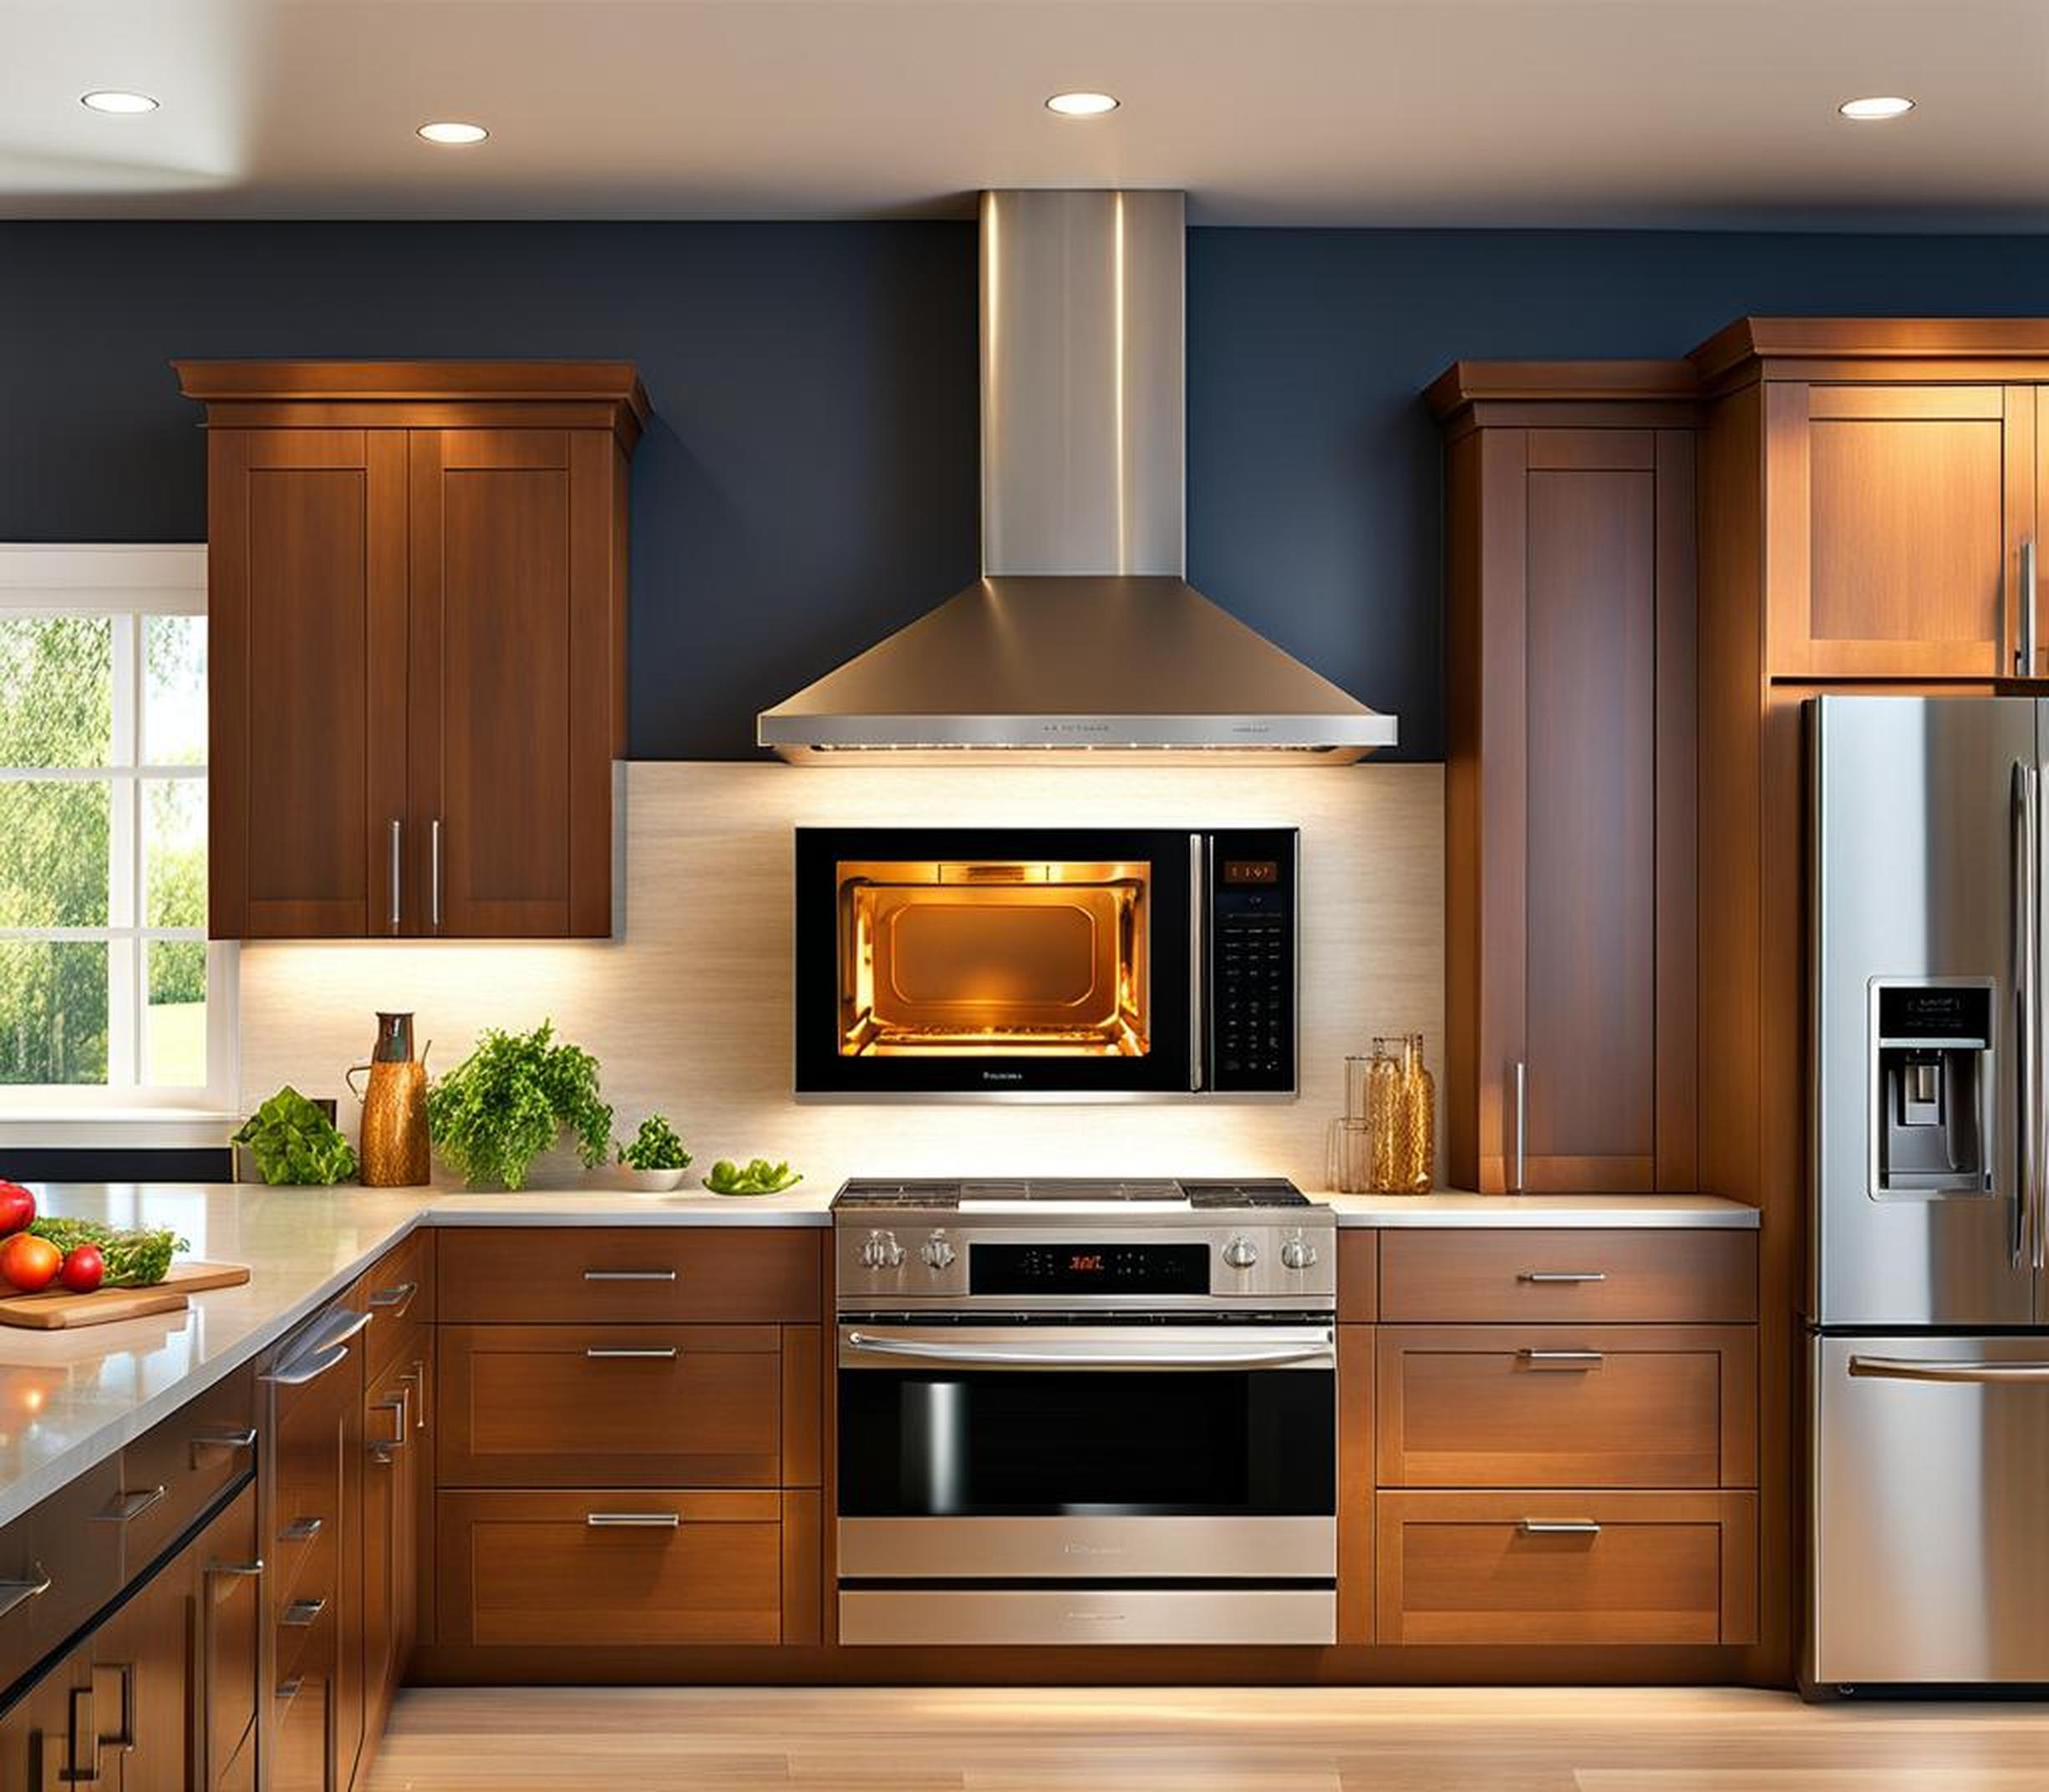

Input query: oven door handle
[841,1329,1336,1371]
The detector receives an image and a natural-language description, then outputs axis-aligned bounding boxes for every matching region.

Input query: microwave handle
[1189,833,1207,1093]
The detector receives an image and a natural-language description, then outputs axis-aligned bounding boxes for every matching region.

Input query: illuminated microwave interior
[836,859,1152,1057]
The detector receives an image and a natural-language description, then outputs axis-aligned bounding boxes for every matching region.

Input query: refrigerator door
[1811,696,2036,1328]
[1811,1333,2049,1686]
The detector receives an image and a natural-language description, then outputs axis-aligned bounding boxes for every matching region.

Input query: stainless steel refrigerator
[1809,695,2049,1689]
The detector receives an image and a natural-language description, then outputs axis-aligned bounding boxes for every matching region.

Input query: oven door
[794,827,1197,1099]
[836,1323,1337,1581]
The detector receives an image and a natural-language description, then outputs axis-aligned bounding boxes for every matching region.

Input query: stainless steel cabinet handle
[2021,538,2039,676]
[2016,763,2038,1270]
[1518,1520,1602,1536]
[1517,1271,1607,1284]
[368,1280,418,1315]
[1518,1349,1604,1368]
[401,1361,429,1432]
[206,1559,264,1579]
[277,1517,323,1543]
[369,1391,409,1449]
[262,1342,348,1388]
[587,1512,682,1529]
[582,1269,678,1282]
[0,1562,52,1622]
[93,1485,166,1525]
[280,1598,326,1627]
[1848,1355,2049,1383]
[431,818,444,932]
[263,1307,373,1384]
[389,818,403,933]
[584,1347,679,1360]
[1509,1059,1528,1193]
[189,1426,258,1469]
[1188,832,1205,1093]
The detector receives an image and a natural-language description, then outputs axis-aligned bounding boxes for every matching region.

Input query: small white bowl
[618,1166,689,1194]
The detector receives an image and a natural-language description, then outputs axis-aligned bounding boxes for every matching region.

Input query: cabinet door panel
[1767,383,2031,679]
[198,1484,262,1790]
[1523,460,1657,1188]
[208,429,409,938]
[409,429,618,937]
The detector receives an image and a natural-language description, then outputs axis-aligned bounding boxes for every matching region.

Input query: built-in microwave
[793,827,1298,1100]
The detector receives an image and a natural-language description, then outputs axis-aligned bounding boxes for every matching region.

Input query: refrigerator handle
[1188,833,1206,1094]
[2036,762,2048,1273]
[2016,762,2042,1272]
[2021,539,2040,678]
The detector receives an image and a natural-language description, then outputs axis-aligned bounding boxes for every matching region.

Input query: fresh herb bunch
[425,1020,612,1191]
[232,1087,358,1185]
[28,1217,186,1287]
[618,1114,692,1172]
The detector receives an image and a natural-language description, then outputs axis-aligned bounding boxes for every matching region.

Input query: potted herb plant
[616,1114,693,1193]
[425,1021,612,1191]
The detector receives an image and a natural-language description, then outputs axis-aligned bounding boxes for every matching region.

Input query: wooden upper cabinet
[176,363,647,940]
[1430,365,1698,1196]
[1762,382,2031,680]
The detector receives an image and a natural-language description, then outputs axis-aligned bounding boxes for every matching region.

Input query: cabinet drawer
[436,1490,784,1646]
[1375,1490,1757,1646]
[270,1668,332,1792]
[1378,1230,1756,1322]
[1375,1326,1757,1488]
[438,1228,820,1325]
[438,1325,784,1487]
[119,1359,260,1571]
[0,1453,125,1700]
[358,1230,435,1378]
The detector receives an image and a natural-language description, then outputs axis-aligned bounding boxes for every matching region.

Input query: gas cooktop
[831,1177,1314,1211]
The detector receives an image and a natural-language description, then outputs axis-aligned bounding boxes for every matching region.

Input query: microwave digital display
[1223,859,1279,886]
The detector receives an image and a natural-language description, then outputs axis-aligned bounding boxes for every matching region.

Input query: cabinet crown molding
[172,358,651,449]
[1691,317,2049,392]
[1426,361,1701,438]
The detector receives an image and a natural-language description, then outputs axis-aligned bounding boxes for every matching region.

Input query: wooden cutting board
[0,1260,252,1330]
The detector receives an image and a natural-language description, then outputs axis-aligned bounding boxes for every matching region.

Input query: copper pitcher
[346,1012,432,1188]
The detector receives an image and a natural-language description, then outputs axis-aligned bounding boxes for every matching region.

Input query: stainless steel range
[832,1176,1336,1647]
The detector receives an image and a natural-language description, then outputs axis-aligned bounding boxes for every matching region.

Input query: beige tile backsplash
[237,762,1442,1190]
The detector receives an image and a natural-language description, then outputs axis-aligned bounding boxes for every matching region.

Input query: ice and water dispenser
[1869,981,1995,1196]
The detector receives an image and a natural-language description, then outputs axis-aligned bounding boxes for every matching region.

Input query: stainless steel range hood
[758,190,1396,764]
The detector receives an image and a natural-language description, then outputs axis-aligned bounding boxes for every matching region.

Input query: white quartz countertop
[0,1179,1756,1530]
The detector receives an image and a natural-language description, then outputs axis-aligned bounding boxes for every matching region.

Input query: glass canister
[1396,1032,1436,1194]
[1365,1038,1404,1193]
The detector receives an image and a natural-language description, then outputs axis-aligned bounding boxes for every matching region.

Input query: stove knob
[1222,1235,1259,1272]
[921,1232,957,1272]
[1280,1231,1318,1272]
[859,1229,905,1272]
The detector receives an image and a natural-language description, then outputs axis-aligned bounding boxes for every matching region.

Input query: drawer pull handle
[582,1270,679,1282]
[280,1598,327,1627]
[369,1281,419,1316]
[586,1512,681,1529]
[94,1485,167,1525]
[0,1562,52,1621]
[401,1361,429,1432]
[584,1347,679,1360]
[206,1559,265,1579]
[1518,1349,1604,1368]
[1517,1271,1607,1284]
[278,1517,323,1542]
[262,1343,349,1388]
[189,1427,258,1468]
[1518,1520,1603,1536]
[275,1678,303,1703]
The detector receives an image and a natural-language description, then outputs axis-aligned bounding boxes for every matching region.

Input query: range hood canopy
[758,190,1396,764]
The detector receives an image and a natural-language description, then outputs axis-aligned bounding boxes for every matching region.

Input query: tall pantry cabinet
[175,362,648,941]
[1430,363,1700,1198]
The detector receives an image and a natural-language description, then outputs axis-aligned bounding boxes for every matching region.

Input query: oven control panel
[835,1220,1336,1311]
[1208,830,1297,1093]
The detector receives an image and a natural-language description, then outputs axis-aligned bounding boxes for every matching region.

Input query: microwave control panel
[1208,829,1297,1094]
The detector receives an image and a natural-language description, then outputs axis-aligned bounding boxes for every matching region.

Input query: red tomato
[0,1234,62,1294]
[57,1246,103,1295]
[0,1183,36,1236]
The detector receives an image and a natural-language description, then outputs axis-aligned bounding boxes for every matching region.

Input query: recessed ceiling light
[79,90,159,115]
[417,119,489,145]
[1838,95,1914,120]
[1045,91,1120,119]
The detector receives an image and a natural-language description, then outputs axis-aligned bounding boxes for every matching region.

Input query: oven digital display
[970,1243,1210,1296]
[1223,859,1280,886]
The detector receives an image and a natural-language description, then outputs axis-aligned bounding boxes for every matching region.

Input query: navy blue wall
[10,221,2049,760]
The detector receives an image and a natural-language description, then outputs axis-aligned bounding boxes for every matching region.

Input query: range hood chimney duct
[757,190,1396,763]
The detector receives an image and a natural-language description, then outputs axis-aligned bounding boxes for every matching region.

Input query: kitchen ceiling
[5,0,2046,226]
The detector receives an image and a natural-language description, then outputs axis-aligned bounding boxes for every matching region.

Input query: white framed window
[0,546,236,1135]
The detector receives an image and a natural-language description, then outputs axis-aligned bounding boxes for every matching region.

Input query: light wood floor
[367,1686,2049,1791]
